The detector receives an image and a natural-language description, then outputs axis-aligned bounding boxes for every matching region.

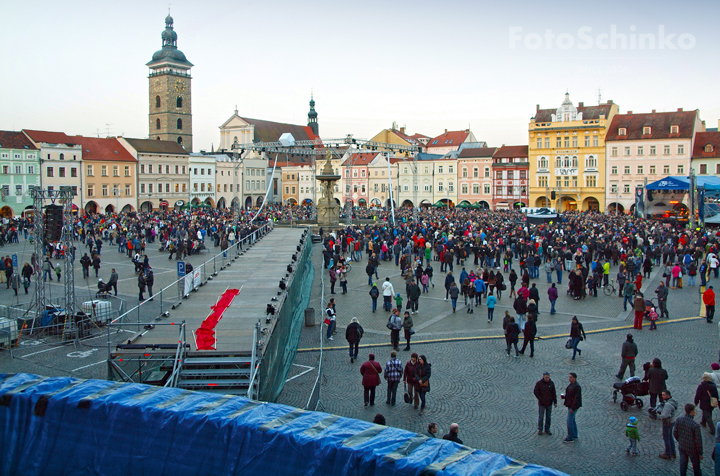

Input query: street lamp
[113,186,120,213]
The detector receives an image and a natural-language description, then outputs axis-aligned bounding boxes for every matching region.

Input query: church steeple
[307,94,318,136]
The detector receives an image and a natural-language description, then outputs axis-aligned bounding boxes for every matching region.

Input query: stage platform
[132,227,306,353]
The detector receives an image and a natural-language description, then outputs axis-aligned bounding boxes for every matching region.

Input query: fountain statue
[315,149,341,227]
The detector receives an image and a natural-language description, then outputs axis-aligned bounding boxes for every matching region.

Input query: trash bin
[304,308,315,327]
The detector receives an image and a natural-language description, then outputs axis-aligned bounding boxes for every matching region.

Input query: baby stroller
[612,376,649,411]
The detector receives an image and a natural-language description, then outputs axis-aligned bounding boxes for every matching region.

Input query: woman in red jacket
[360,353,382,406]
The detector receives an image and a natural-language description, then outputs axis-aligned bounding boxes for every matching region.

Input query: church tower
[147,14,193,151]
[307,94,318,136]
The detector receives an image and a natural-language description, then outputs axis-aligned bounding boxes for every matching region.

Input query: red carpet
[195,289,240,350]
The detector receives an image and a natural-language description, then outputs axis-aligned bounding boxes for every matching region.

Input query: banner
[699,188,705,222]
[634,187,645,218]
[184,268,201,295]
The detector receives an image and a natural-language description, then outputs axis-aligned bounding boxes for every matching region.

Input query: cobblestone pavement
[279,246,717,476]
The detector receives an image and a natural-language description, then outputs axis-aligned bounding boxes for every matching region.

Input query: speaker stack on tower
[44,205,64,242]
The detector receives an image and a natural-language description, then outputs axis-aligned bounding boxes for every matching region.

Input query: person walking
[388,308,402,351]
[623,278,635,312]
[519,315,536,357]
[695,373,720,435]
[616,334,638,380]
[657,390,678,460]
[42,256,53,282]
[107,268,119,296]
[339,266,348,294]
[137,272,146,301]
[145,267,154,300]
[448,281,460,313]
[534,371,557,435]
[345,317,364,363]
[646,358,669,409]
[365,262,375,286]
[407,279,421,314]
[673,404,703,476]
[569,316,586,360]
[9,272,20,297]
[563,372,582,443]
[704,286,716,323]
[382,277,394,312]
[402,311,414,351]
[384,351,403,406]
[403,353,419,409]
[625,416,640,456]
[505,316,520,357]
[486,290,497,322]
[442,423,464,444]
[633,292,646,330]
[656,281,669,319]
[444,272,455,301]
[548,283,558,315]
[413,355,431,415]
[360,353,382,407]
[325,298,337,341]
[369,283,380,313]
[513,294,528,330]
[80,253,91,279]
[329,266,337,294]
[92,253,101,278]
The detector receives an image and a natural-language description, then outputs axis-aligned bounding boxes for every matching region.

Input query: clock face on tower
[175,80,185,92]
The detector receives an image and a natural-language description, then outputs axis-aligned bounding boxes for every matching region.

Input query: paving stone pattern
[279,245,717,476]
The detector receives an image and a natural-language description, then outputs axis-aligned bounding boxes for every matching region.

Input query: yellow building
[528,93,618,212]
[369,126,426,152]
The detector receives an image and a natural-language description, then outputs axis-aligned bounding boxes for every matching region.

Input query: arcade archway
[401,200,414,208]
[606,203,625,214]
[535,196,551,207]
[85,201,98,214]
[559,197,577,212]
[582,196,600,211]
[140,201,153,212]
[0,206,13,218]
[105,204,115,214]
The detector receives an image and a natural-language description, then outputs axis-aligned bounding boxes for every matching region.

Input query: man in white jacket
[382,277,395,312]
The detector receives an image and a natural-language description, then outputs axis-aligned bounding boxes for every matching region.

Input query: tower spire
[307,93,318,136]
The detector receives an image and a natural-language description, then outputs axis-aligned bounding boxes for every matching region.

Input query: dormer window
[643,126,651,135]
[706,144,715,153]
[670,125,679,134]
[618,128,626,136]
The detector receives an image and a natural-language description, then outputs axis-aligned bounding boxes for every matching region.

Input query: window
[677,165,684,174]
[555,157,562,168]
[156,119,161,130]
[520,170,527,179]
[572,136,577,147]
[671,125,679,133]
[424,184,431,192]
[87,186,94,197]
[200,168,204,175]
[182,166,186,174]
[223,184,227,192]
[637,146,644,156]
[650,146,656,155]
[102,185,108,197]
[438,166,443,174]
[141,164,145,174]
[572,156,578,167]
[177,96,182,108]
[584,136,590,147]
[292,187,295,194]
[285,187,289,194]
[637,166,644,175]
[175,165,179,174]
[28,166,34,174]
[201,183,205,192]
[678,145,685,155]
[182,183,186,192]
[593,136,598,147]
[664,145,671,155]
[177,137,182,145]
[564,177,570,188]
[87,165,93,176]
[449,166,454,174]
[650,165,656,174]
[15,185,21,195]
[700,164,708,174]
[58,153,64,160]
[623,184,630,194]
[462,168,467,178]
[496,186,503,195]
[360,170,365,177]
[461,184,468,194]
[113,165,119,177]
[507,185,513,196]
[586,176,596,187]
[484,167,490,178]
[125,185,131,196]
[611,166,618,175]
[556,177,562,188]
[611,184,618,194]
[643,126,651,135]
[125,166,131,177]
[484,184,491,194]
[46,167,54,177]
[572,176,577,187]
[177,119,182,130]
[448,182,454,192]
[706,144,715,153]
[538,176,548,187]
[156,96,161,108]
[663,165,670,174]
[624,147,631,156]
[536,138,542,148]
[141,183,146,193]
[361,185,366,194]
[473,167,479,178]
[611,147,618,157]
[619,128,626,136]
[564,137,570,148]
[545,138,550,148]
[246,180,250,190]
[556,137,562,148]
[624,166,630,175]
[586,156,597,169]
[101,165,107,176]
[149,165,153,174]
[59,167,65,177]
[438,183,443,192]
[539,157,548,169]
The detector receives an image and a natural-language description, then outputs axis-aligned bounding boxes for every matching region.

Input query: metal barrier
[305,248,325,412]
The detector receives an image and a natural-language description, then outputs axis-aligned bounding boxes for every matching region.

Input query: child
[421,273,429,294]
[648,306,658,330]
[626,416,639,456]
[394,293,403,311]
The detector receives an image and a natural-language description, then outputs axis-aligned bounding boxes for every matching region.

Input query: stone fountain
[315,149,341,227]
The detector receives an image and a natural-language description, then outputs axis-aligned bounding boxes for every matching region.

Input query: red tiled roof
[410,133,430,140]
[606,111,698,141]
[0,131,38,150]
[390,129,420,145]
[427,130,470,148]
[458,147,497,158]
[534,104,614,123]
[23,129,78,146]
[71,136,137,162]
[240,117,320,143]
[341,152,378,166]
[493,145,529,158]
[693,132,720,159]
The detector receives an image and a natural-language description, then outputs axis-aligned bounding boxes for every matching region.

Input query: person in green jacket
[626,416,640,456]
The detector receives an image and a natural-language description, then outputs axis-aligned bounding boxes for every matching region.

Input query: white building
[188,154,216,207]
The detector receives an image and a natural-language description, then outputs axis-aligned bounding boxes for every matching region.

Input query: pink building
[341,152,376,207]
[492,145,529,209]
[457,147,496,208]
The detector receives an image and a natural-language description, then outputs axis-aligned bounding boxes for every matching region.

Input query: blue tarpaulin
[646,175,720,190]
[0,373,567,476]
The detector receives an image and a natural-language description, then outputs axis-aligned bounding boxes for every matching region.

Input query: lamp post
[113,186,120,214]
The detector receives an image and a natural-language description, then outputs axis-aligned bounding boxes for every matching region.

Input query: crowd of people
[319,206,720,475]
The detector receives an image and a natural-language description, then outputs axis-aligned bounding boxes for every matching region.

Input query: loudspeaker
[44,205,63,242]
[551,191,556,200]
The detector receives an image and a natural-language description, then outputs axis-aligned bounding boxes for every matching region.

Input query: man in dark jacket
[694,373,719,435]
[403,353,419,409]
[563,372,582,443]
[407,280,421,314]
[616,334,638,380]
[528,283,540,314]
[107,268,119,296]
[80,253,91,279]
[442,423,463,444]
[513,295,528,329]
[534,372,557,435]
[673,404,703,476]
[656,281,669,319]
[345,317,364,363]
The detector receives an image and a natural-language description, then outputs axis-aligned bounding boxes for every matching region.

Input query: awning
[432,201,447,208]
[71,204,79,211]
[647,176,720,191]
[456,200,471,208]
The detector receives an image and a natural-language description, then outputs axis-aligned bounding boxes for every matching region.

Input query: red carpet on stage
[196,289,240,350]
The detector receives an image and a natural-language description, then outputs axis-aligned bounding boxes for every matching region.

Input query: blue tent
[646,176,720,191]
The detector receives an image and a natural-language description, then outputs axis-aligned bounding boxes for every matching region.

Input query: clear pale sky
[1,0,718,151]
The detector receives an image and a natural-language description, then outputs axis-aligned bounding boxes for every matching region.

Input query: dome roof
[161,27,177,42]
[147,15,193,68]
[150,46,191,65]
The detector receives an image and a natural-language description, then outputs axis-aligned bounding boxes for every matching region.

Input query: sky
[1,0,719,151]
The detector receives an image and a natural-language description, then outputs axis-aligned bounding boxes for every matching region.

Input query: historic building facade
[188,154,216,207]
[77,136,137,214]
[529,93,618,212]
[457,147,495,208]
[0,131,40,218]
[147,14,193,151]
[492,145,529,209]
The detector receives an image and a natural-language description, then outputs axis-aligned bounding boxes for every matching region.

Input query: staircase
[172,351,258,396]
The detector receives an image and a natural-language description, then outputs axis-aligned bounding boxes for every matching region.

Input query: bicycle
[603,279,617,296]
